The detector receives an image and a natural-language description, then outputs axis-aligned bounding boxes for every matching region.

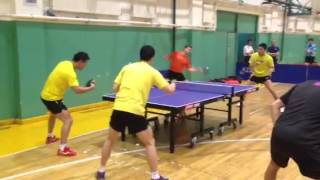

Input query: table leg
[239,95,244,125]
[227,98,232,126]
[199,105,204,136]
[169,112,176,153]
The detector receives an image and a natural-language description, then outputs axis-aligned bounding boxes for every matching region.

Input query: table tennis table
[102,81,256,153]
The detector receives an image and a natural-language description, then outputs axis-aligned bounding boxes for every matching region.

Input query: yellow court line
[0,102,113,156]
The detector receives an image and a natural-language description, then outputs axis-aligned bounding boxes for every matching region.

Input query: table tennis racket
[86,79,95,87]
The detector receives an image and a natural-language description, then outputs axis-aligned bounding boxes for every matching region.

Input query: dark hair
[259,43,267,50]
[73,52,90,62]
[247,39,253,43]
[308,38,314,41]
[140,45,155,61]
[184,45,192,49]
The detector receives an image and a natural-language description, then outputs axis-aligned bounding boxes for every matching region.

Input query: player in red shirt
[166,45,201,81]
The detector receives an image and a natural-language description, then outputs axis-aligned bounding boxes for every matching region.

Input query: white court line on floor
[0,137,270,180]
[249,108,265,116]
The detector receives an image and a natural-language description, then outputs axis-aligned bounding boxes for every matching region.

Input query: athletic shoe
[57,147,77,156]
[151,176,169,180]
[96,171,106,180]
[46,136,59,144]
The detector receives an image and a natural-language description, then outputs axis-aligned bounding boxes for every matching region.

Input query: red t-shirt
[168,51,191,73]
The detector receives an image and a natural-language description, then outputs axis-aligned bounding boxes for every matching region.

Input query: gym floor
[0,83,308,180]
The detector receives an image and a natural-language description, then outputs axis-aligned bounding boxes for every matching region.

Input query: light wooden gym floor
[0,83,309,180]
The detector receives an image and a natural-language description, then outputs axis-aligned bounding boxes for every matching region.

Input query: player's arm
[271,99,284,123]
[249,56,257,69]
[187,67,201,72]
[72,83,95,94]
[69,74,95,94]
[113,83,120,93]
[112,66,126,93]
[162,83,176,93]
[186,60,201,73]
[268,58,275,73]
[154,71,176,94]
[165,52,174,61]
[271,86,296,123]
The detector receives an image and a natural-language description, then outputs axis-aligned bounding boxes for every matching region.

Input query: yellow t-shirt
[41,61,79,101]
[249,52,274,77]
[113,61,169,116]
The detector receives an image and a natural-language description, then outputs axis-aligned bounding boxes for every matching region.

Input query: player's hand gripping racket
[86,79,96,87]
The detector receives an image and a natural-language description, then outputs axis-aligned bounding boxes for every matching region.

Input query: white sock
[48,133,54,137]
[98,166,106,173]
[59,144,67,151]
[151,171,160,179]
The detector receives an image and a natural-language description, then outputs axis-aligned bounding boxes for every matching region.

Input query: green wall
[237,14,257,33]
[2,21,173,119]
[0,22,19,120]
[217,11,237,32]
[217,11,257,33]
[217,11,258,64]
[189,31,238,81]
[282,34,307,63]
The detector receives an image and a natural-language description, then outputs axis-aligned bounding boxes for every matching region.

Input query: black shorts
[305,56,316,64]
[271,133,320,179]
[272,56,278,64]
[168,70,186,81]
[250,76,271,84]
[110,110,148,134]
[243,56,250,66]
[41,98,67,114]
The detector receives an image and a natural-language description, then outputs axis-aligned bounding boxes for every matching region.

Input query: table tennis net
[176,82,234,95]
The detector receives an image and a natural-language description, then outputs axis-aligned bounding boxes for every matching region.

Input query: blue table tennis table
[102,81,256,153]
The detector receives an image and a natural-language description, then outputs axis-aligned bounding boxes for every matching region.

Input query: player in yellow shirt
[41,52,96,156]
[249,43,278,100]
[96,45,176,180]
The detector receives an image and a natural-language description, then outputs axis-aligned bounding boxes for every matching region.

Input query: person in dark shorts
[41,52,96,156]
[305,38,317,65]
[249,43,278,100]
[96,45,176,180]
[166,45,201,81]
[268,40,280,65]
[265,80,320,180]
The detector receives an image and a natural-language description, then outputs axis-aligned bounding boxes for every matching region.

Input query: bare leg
[48,113,56,135]
[55,110,73,144]
[264,160,280,180]
[264,80,278,100]
[100,128,120,168]
[136,127,158,172]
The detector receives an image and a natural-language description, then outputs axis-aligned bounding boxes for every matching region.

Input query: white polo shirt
[243,45,254,56]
